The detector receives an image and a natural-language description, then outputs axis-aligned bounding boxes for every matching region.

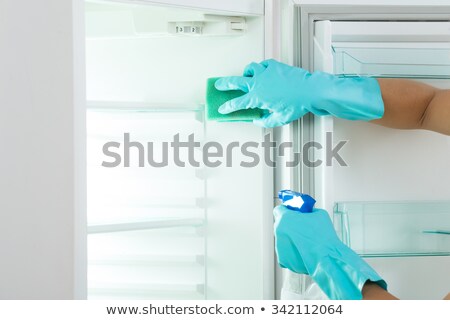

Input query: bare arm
[362,281,398,300]
[373,79,450,135]
[362,282,450,300]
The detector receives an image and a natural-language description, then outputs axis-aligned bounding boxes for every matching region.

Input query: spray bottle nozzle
[278,189,316,213]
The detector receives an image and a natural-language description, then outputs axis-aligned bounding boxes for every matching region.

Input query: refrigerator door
[309,19,450,299]
[85,0,273,299]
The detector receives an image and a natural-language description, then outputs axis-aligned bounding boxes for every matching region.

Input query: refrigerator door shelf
[334,201,450,258]
[331,21,450,43]
[333,45,450,79]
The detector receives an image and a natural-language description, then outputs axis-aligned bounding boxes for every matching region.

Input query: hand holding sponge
[207,59,384,128]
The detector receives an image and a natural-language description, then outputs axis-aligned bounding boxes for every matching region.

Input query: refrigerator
[3,0,448,300]
[83,0,450,300]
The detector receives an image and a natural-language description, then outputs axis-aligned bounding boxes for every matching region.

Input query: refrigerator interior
[85,1,273,299]
[312,20,450,299]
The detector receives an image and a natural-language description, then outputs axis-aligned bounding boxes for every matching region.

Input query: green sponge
[205,77,264,122]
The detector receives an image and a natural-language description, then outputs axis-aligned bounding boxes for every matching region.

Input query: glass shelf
[333,201,450,257]
[86,101,203,121]
[89,254,205,266]
[88,282,205,299]
[88,217,204,234]
[333,46,450,79]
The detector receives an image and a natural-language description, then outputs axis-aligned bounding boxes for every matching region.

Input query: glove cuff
[310,252,387,300]
[307,72,385,121]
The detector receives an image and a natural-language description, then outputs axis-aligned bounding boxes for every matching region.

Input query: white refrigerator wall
[0,0,78,298]
[86,33,260,103]
[333,118,450,202]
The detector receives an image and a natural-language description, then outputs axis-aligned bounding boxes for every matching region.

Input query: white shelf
[88,282,205,299]
[89,254,205,266]
[88,217,204,234]
[87,100,203,113]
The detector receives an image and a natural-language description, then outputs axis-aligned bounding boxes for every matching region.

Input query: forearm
[362,281,398,300]
[373,79,450,135]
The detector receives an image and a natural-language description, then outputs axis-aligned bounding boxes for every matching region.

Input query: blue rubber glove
[215,59,384,128]
[274,205,387,300]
